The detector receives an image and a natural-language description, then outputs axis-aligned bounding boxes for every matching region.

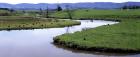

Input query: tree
[39,8,43,15]
[45,6,49,18]
[57,5,62,11]
[0,8,9,10]
[65,5,73,19]
[22,10,26,13]
[122,5,140,9]
[9,9,15,13]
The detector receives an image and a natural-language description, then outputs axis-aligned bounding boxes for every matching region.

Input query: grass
[51,9,140,19]
[53,9,140,53]
[0,16,80,30]
[0,10,10,13]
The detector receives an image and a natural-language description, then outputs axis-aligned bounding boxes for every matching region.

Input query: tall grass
[0,16,80,30]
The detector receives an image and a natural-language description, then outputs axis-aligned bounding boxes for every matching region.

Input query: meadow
[53,9,140,53]
[51,9,140,19]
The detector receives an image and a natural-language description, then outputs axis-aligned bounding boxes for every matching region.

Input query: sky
[0,0,139,4]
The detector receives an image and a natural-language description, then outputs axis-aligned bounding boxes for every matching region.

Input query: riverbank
[52,9,140,53]
[0,16,80,30]
[53,19,140,53]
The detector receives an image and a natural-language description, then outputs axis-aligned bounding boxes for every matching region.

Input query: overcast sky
[0,0,139,4]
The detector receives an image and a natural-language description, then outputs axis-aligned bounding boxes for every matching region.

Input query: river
[0,20,139,57]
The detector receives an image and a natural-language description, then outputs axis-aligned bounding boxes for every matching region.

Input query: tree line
[122,5,140,9]
[0,5,73,19]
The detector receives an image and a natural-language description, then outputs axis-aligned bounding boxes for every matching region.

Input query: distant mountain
[0,2,140,10]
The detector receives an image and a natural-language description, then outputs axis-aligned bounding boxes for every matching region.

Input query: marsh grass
[0,16,80,30]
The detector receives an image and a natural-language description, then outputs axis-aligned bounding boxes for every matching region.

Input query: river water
[0,20,139,57]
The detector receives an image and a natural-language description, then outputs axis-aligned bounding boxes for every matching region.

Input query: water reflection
[0,20,139,57]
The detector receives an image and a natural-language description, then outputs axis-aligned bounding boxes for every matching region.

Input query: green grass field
[53,9,140,53]
[0,16,80,30]
[51,9,140,19]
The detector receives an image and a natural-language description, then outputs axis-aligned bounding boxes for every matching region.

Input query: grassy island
[0,16,80,30]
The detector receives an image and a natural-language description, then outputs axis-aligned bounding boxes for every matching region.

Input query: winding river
[0,20,139,57]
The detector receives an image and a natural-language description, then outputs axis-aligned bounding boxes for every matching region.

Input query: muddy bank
[53,37,140,53]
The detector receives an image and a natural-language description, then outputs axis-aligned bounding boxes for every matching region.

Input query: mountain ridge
[0,2,139,10]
